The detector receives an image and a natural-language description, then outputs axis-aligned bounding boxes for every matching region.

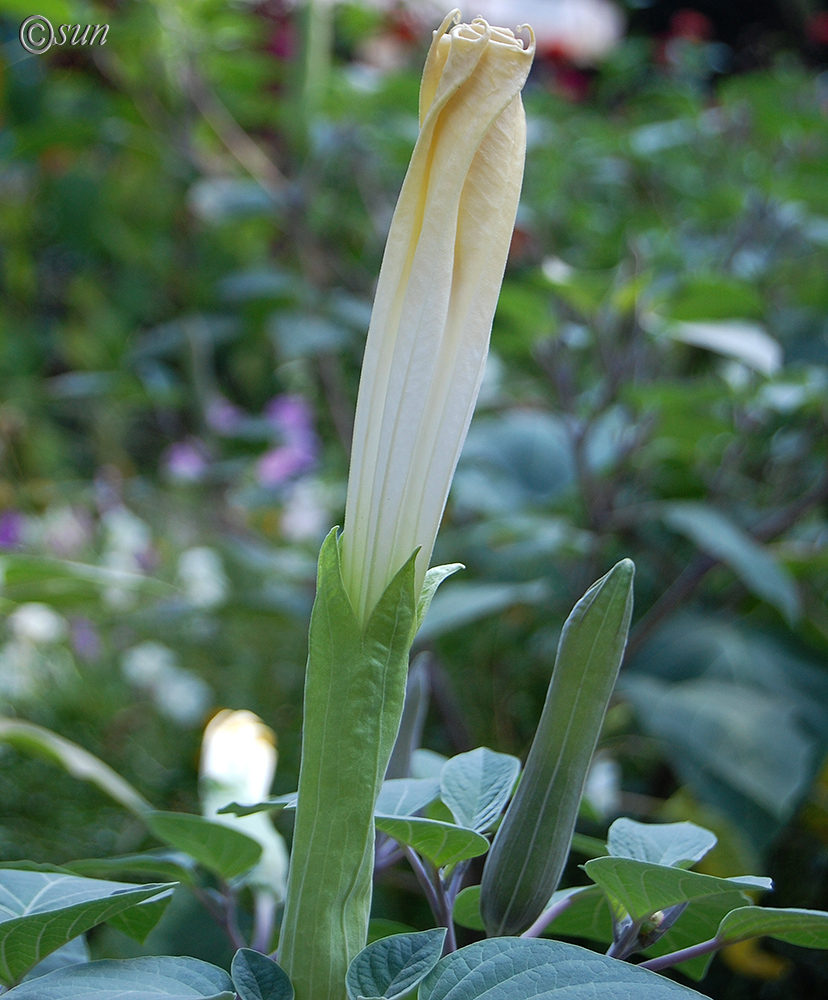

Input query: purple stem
[639,936,724,972]
[402,846,457,953]
[521,894,577,938]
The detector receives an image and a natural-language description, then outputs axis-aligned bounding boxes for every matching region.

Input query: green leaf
[217,793,298,818]
[416,564,464,631]
[346,929,445,1000]
[374,816,488,869]
[417,579,548,642]
[665,321,782,375]
[376,778,440,817]
[607,819,717,868]
[453,886,485,932]
[106,892,174,944]
[0,870,175,986]
[480,560,635,936]
[440,748,520,833]
[419,938,707,1000]
[717,906,828,949]
[146,812,262,881]
[583,856,771,923]
[3,956,235,999]
[641,892,757,980]
[63,849,198,885]
[23,937,90,981]
[0,718,152,818]
[232,949,294,1000]
[661,503,800,624]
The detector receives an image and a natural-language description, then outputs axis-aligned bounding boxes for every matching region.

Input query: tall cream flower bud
[200,710,288,904]
[341,10,534,623]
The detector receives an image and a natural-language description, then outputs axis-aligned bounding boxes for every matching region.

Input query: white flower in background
[102,507,153,609]
[121,641,212,727]
[473,1,624,66]
[281,479,331,544]
[8,603,67,644]
[34,506,91,558]
[584,753,621,818]
[121,641,177,687]
[200,710,289,902]
[341,11,534,622]
[177,547,229,609]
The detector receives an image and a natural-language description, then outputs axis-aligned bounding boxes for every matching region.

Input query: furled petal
[342,10,534,622]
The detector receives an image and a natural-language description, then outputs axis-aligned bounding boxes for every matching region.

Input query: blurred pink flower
[257,394,318,487]
[0,509,23,549]
[206,396,245,435]
[163,438,210,482]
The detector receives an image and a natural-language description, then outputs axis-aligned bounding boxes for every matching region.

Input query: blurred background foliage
[1,0,828,994]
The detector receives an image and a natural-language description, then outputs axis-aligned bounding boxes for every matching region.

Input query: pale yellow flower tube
[341,10,535,623]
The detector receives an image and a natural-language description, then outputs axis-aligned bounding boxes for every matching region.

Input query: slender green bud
[480,559,635,936]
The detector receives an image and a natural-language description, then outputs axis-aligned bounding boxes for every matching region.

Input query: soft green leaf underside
[374,815,488,869]
[346,929,446,1000]
[440,748,520,834]
[3,955,235,999]
[584,856,771,922]
[718,906,828,948]
[231,948,294,1000]
[0,871,175,986]
[607,818,717,868]
[420,938,706,1000]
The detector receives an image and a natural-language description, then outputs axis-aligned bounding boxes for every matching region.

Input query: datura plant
[1,10,828,1000]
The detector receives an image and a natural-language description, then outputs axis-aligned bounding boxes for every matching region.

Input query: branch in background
[627,465,828,658]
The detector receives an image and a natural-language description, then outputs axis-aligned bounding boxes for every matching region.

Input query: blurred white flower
[281,479,330,544]
[8,603,67,644]
[121,641,177,687]
[121,641,212,727]
[177,547,229,609]
[35,506,92,558]
[584,753,621,818]
[470,1,624,66]
[200,709,289,901]
[102,507,153,609]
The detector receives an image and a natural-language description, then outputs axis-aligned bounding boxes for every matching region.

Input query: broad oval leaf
[3,955,235,999]
[718,906,828,949]
[232,949,293,1000]
[346,928,446,1000]
[584,856,772,923]
[440,748,520,833]
[607,818,717,868]
[0,870,175,986]
[376,779,440,818]
[419,938,706,1000]
[373,816,488,869]
[146,812,261,881]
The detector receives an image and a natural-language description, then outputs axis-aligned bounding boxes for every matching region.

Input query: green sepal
[279,529,419,1000]
[480,559,635,937]
[416,563,464,631]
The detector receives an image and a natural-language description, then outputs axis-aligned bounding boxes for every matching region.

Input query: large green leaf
[440,748,520,833]
[606,818,717,868]
[346,929,445,1000]
[146,812,262,881]
[480,560,634,936]
[584,856,771,922]
[717,906,828,948]
[0,870,175,986]
[374,816,488,869]
[231,949,294,1000]
[64,849,198,885]
[419,938,706,1000]
[0,718,152,818]
[661,503,799,624]
[3,956,235,999]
